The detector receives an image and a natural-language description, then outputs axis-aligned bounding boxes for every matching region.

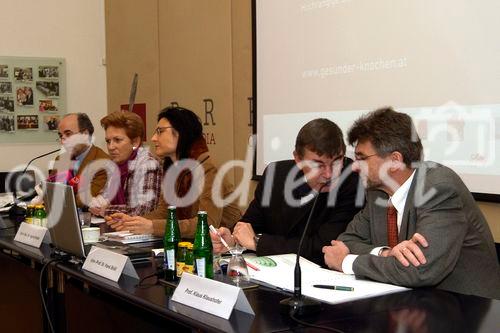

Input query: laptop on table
[43,182,153,263]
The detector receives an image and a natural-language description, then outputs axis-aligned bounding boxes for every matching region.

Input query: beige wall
[478,203,500,242]
[158,0,235,181]
[104,0,160,142]
[104,0,499,241]
[1,0,107,177]
[105,0,254,187]
[231,0,257,205]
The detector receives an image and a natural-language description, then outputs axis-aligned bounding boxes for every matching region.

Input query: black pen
[313,284,354,291]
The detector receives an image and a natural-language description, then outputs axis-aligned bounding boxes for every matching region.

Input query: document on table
[102,231,161,244]
[246,253,409,305]
[91,216,106,224]
[0,193,13,213]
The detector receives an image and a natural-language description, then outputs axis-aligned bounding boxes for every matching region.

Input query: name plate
[82,246,138,282]
[171,273,254,319]
[14,222,47,248]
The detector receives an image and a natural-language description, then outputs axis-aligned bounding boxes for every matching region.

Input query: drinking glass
[78,208,91,227]
[213,253,222,274]
[227,245,250,285]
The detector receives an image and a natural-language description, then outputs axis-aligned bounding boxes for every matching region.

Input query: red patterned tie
[387,200,398,248]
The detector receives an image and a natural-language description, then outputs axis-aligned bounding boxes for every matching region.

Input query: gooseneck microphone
[17,148,61,200]
[8,148,60,223]
[279,180,331,316]
[22,148,61,174]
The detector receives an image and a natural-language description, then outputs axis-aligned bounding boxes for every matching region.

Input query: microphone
[8,148,60,223]
[279,180,331,316]
[22,148,61,175]
[17,148,61,201]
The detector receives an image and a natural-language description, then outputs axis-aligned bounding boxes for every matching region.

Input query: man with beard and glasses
[212,118,361,265]
[48,113,110,207]
[323,107,500,299]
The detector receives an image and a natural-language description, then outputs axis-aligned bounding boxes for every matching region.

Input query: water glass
[227,245,250,285]
[78,209,91,227]
[213,253,222,274]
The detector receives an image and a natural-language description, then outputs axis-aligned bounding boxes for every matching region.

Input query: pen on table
[245,260,260,271]
[208,225,231,251]
[313,284,354,291]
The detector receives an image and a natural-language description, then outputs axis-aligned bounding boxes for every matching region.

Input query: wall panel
[105,0,160,141]
[158,0,235,182]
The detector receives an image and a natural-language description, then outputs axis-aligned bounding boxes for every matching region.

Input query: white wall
[1,0,107,177]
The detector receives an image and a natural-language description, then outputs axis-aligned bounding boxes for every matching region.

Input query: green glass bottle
[193,211,213,279]
[184,242,194,274]
[163,206,180,281]
[25,205,34,224]
[40,205,47,228]
[33,205,44,226]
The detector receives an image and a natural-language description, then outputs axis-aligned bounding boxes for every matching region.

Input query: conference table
[1,217,499,333]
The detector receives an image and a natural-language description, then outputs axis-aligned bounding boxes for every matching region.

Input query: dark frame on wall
[472,192,500,203]
[251,0,260,182]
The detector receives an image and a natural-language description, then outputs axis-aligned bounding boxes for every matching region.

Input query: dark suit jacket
[242,158,362,265]
[339,161,500,299]
[50,145,110,207]
[25,93,33,105]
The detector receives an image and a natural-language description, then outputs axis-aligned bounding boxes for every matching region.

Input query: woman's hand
[89,206,105,217]
[105,212,130,230]
[89,195,109,217]
[122,216,154,234]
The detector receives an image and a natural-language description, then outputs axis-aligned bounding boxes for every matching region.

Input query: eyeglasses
[57,130,83,142]
[354,153,378,161]
[154,126,173,135]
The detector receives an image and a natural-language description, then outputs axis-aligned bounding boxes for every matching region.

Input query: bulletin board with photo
[0,56,65,143]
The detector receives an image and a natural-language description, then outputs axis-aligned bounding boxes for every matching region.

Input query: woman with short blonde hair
[89,111,162,216]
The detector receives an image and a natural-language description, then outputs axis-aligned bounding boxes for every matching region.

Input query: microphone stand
[8,148,60,225]
[279,181,331,316]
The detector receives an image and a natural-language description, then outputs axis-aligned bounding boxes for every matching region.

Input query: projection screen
[255,0,500,198]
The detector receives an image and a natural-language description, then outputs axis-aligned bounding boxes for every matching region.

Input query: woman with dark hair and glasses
[106,106,241,238]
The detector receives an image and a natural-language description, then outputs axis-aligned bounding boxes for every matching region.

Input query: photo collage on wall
[0,58,64,140]
[0,65,14,132]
